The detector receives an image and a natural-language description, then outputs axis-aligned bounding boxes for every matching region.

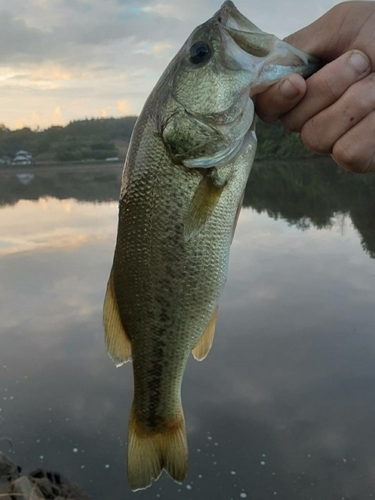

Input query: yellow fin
[103,268,132,367]
[127,405,188,491]
[184,174,224,240]
[192,306,218,361]
[232,191,244,243]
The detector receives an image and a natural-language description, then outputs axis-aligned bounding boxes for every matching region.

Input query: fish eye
[189,41,212,65]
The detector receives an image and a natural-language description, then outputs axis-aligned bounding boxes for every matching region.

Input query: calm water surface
[1,161,375,500]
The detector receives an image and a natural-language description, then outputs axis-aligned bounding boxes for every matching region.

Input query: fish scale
[103,0,320,491]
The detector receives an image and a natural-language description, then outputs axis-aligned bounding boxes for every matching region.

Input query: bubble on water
[80,465,85,469]
[231,471,236,475]
[73,448,78,453]
[198,474,202,479]
[240,494,247,499]
[260,461,266,465]
[273,492,277,495]
[39,455,44,460]
[214,442,218,446]
[207,436,212,441]
[105,464,110,469]
[186,485,192,490]
[262,454,266,457]
[197,449,201,453]
[343,458,347,463]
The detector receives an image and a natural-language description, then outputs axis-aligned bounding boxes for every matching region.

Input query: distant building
[0,156,11,165]
[12,150,33,165]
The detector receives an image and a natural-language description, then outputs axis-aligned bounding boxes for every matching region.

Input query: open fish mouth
[214,0,320,80]
[216,0,265,34]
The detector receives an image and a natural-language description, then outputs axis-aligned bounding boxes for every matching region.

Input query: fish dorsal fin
[192,306,218,361]
[184,173,225,241]
[103,268,132,366]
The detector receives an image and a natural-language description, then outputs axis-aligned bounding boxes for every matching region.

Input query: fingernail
[349,51,369,74]
[280,78,300,99]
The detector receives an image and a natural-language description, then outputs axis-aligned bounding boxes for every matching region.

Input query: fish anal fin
[192,306,218,361]
[184,173,225,241]
[232,191,244,243]
[128,405,188,491]
[103,268,132,367]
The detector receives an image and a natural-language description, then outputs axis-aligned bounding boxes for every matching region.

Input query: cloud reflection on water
[0,169,375,499]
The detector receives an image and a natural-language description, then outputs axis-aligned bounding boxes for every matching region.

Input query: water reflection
[0,161,375,499]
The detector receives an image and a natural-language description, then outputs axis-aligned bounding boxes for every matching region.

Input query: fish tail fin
[127,404,188,491]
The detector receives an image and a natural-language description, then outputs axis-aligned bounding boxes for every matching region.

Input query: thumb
[284,2,375,66]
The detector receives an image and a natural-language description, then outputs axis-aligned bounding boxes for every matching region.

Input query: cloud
[116,99,130,114]
[0,0,341,129]
[52,105,62,124]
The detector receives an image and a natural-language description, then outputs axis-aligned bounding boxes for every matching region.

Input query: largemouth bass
[104,0,319,491]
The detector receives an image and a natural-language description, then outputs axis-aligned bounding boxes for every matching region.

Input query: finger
[301,72,375,155]
[255,73,306,123]
[281,50,371,132]
[332,110,375,173]
[284,2,375,68]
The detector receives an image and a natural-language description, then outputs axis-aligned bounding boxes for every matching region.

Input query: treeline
[0,116,316,163]
[0,117,137,162]
[244,158,375,258]
[1,159,375,259]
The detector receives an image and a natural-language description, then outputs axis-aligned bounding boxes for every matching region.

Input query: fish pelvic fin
[184,171,225,241]
[128,405,188,491]
[192,306,218,361]
[103,267,132,367]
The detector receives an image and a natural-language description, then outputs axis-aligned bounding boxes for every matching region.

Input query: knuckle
[255,97,279,124]
[358,73,375,105]
[316,72,339,101]
[341,73,375,121]
[363,154,375,174]
[332,140,366,173]
[281,113,302,133]
[256,111,278,124]
[301,118,330,154]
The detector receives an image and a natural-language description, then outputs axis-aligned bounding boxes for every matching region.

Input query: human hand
[255,1,375,173]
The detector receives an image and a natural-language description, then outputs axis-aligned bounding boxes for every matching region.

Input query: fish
[103,0,319,491]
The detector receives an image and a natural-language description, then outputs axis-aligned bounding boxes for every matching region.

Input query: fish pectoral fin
[192,306,218,361]
[103,268,132,367]
[232,191,244,243]
[184,172,225,241]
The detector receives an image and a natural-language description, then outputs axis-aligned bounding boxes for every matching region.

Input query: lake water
[1,160,375,500]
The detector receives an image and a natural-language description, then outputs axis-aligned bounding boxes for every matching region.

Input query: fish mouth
[215,0,261,33]
[214,1,320,82]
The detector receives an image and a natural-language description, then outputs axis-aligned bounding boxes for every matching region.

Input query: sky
[0,0,341,130]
